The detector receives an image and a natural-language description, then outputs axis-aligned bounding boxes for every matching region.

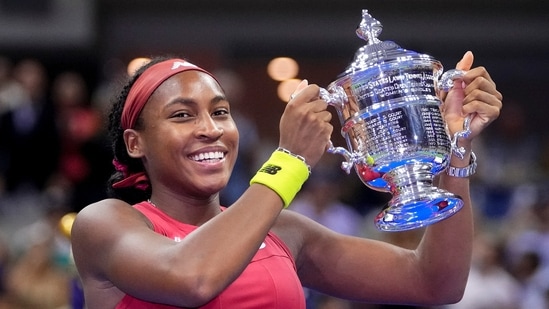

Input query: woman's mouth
[189,151,225,163]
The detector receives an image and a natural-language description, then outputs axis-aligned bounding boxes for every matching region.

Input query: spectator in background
[441,232,521,309]
[0,56,23,193]
[504,185,549,308]
[473,100,543,221]
[0,56,26,116]
[2,200,72,309]
[48,71,111,212]
[0,58,60,195]
[510,251,549,309]
[291,155,364,237]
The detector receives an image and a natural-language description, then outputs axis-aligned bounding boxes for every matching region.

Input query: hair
[106,55,174,204]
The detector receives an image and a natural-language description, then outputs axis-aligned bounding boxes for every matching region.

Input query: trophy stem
[374,163,464,231]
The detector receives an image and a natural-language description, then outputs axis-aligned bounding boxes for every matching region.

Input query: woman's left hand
[440,51,503,142]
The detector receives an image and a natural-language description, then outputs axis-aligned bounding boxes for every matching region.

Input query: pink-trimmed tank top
[115,201,306,309]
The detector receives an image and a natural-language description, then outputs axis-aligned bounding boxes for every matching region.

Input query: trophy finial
[356,9,382,45]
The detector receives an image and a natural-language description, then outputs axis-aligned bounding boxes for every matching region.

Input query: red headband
[113,59,216,190]
[121,58,216,130]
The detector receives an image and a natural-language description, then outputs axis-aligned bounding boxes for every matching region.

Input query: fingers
[279,82,333,167]
[449,65,503,138]
[462,96,501,122]
[438,52,474,102]
[456,51,474,71]
[461,81,502,128]
[286,83,328,113]
[288,82,318,103]
[289,79,309,102]
[284,83,331,126]
[462,67,503,112]
[449,62,502,115]
[440,51,503,140]
[463,67,500,96]
[463,78,503,105]
[313,108,333,122]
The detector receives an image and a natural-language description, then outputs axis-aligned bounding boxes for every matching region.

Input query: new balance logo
[259,164,281,175]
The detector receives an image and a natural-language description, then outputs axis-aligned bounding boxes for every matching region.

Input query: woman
[71,51,502,308]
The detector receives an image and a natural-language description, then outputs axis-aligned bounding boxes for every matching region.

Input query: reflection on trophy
[320,9,470,231]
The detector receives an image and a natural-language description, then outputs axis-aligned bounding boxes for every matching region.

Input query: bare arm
[72,187,286,308]
[289,52,502,306]
[290,170,473,305]
[414,51,502,303]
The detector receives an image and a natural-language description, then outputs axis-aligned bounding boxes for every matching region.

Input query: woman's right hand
[278,80,333,168]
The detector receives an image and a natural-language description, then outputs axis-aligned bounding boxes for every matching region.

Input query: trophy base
[374,189,463,232]
[373,163,464,232]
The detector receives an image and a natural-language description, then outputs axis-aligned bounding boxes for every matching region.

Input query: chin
[203,179,229,193]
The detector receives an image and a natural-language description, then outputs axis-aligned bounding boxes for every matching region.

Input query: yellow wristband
[250,149,310,208]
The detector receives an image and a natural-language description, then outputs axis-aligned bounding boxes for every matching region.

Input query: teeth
[191,151,224,162]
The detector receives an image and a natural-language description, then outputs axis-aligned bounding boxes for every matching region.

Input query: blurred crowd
[0,54,548,309]
[0,55,111,309]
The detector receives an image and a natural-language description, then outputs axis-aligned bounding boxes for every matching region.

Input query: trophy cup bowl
[320,10,470,231]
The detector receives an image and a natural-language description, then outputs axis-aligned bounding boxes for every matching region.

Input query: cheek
[223,120,239,143]
[146,126,189,152]
[227,126,239,151]
[223,124,239,158]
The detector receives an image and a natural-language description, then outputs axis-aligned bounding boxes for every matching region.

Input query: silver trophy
[320,10,471,231]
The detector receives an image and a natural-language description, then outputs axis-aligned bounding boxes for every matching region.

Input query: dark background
[0,3,547,308]
[0,0,547,141]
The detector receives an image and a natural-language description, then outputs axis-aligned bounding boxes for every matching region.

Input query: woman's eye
[213,109,229,117]
[173,111,191,119]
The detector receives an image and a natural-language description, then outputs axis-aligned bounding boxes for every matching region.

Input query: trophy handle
[438,69,472,160]
[319,87,357,174]
[319,86,347,109]
[326,141,355,174]
[438,69,465,92]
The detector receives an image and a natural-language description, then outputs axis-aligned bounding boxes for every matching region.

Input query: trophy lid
[341,10,435,77]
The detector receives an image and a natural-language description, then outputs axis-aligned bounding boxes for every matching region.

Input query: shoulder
[73,199,143,227]
[72,199,154,240]
[71,199,152,273]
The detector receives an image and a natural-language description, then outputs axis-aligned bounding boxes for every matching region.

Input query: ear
[123,129,145,158]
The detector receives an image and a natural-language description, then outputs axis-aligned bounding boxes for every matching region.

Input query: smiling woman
[109,58,229,194]
[69,53,502,309]
[70,55,332,308]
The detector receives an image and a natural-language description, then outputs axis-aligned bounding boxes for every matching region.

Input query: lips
[189,151,225,162]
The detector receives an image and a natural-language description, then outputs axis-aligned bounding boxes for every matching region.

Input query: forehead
[156,70,223,96]
[144,71,225,111]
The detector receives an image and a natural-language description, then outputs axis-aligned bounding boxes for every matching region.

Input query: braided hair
[106,56,174,204]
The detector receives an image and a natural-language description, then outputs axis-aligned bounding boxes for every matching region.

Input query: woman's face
[136,70,239,198]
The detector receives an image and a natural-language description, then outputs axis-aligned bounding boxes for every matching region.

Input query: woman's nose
[196,116,224,140]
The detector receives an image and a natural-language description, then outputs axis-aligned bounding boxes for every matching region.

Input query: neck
[147,194,222,226]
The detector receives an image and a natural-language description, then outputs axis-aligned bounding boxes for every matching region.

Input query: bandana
[113,58,217,189]
[121,58,216,130]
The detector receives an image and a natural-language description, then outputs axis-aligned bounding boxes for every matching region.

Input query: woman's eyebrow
[165,97,196,108]
[165,94,228,108]
[211,95,228,104]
